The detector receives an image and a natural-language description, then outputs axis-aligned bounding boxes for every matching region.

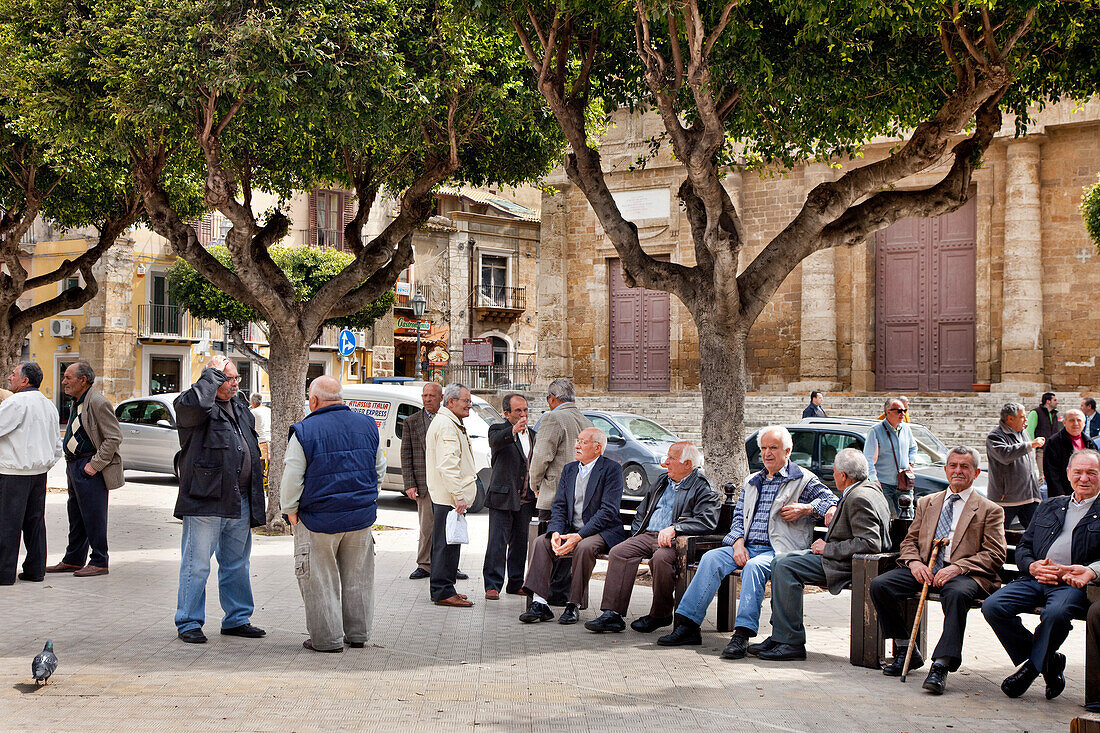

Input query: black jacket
[1016,495,1100,577]
[1043,428,1083,498]
[630,468,721,536]
[487,421,536,512]
[173,368,265,526]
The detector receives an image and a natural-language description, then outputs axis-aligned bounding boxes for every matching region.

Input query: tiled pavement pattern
[0,469,1089,731]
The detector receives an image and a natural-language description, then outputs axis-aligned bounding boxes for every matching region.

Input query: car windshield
[910,424,948,466]
[621,417,677,443]
[471,403,503,425]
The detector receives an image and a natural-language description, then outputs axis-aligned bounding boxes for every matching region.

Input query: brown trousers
[523,532,607,608]
[415,492,433,571]
[599,532,678,618]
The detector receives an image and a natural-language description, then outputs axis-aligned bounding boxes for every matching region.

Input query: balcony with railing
[394,282,432,312]
[440,362,536,391]
[469,285,525,322]
[137,304,213,341]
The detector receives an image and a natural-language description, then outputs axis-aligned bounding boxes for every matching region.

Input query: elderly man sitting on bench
[658,426,836,658]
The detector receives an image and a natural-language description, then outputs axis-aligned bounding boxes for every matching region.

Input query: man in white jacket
[425,382,477,608]
[0,362,63,585]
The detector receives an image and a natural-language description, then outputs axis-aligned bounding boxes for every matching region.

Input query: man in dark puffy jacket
[585,441,720,634]
[173,356,265,644]
[282,376,385,653]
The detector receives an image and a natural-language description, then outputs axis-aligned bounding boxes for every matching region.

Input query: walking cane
[900,537,950,682]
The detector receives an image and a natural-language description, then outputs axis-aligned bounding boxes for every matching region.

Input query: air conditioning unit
[50,319,74,338]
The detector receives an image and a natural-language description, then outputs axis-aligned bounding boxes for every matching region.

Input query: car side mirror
[157,419,173,428]
[607,435,626,446]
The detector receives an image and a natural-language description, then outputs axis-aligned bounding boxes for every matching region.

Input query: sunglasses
[888,408,907,413]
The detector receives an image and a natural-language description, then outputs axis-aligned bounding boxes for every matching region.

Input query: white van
[340,383,502,513]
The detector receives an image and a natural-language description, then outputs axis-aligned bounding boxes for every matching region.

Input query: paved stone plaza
[0,468,1090,731]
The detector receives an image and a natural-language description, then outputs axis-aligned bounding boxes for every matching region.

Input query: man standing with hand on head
[173,355,266,644]
[483,393,536,600]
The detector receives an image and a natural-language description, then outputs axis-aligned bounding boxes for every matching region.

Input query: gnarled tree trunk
[262,330,310,530]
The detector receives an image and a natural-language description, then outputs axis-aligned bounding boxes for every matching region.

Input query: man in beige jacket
[530,379,592,516]
[425,382,477,608]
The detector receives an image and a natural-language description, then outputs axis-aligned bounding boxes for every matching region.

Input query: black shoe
[409,568,430,579]
[456,570,469,580]
[1085,702,1100,713]
[17,573,43,582]
[221,624,266,638]
[630,615,674,633]
[747,637,780,656]
[558,602,579,625]
[519,601,554,623]
[756,642,807,661]
[1044,653,1067,700]
[721,633,751,660]
[883,647,924,677]
[178,629,207,644]
[657,621,702,647]
[922,662,949,694]
[1001,660,1041,698]
[585,610,626,633]
[345,639,366,649]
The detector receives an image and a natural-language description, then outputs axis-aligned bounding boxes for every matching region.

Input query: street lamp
[411,287,426,380]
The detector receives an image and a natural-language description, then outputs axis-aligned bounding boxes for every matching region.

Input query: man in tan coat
[47,362,124,577]
[870,445,1006,694]
[530,378,592,517]
[425,382,477,608]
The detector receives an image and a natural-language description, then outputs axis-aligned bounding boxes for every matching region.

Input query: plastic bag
[446,509,469,545]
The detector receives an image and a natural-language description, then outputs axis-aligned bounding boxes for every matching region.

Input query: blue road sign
[338,329,357,357]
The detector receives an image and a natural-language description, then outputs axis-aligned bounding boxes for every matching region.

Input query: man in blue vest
[281,376,385,653]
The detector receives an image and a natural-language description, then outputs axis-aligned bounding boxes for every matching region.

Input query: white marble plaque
[612,188,670,223]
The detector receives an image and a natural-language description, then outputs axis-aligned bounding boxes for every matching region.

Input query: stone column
[79,236,137,403]
[997,137,1046,391]
[791,162,841,392]
[535,186,570,387]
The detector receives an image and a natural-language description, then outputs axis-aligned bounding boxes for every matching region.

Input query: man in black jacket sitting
[982,448,1100,699]
[172,356,266,644]
[585,441,721,634]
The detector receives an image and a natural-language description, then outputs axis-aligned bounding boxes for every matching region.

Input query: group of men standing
[0,361,123,586]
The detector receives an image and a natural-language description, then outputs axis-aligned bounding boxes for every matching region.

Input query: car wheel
[468,477,487,514]
[622,463,649,496]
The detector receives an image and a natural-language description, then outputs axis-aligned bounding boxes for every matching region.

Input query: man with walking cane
[870,446,1006,694]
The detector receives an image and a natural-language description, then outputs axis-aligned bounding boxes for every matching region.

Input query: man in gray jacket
[986,402,1044,530]
[530,379,592,516]
[0,362,63,585]
[750,448,891,661]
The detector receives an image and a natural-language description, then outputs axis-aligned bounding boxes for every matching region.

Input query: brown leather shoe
[458,594,468,600]
[435,594,474,607]
[485,590,500,600]
[45,562,82,574]
[73,565,109,577]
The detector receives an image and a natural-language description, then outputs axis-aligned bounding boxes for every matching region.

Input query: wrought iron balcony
[469,285,525,321]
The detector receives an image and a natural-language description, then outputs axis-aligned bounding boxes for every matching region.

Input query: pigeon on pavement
[32,640,57,686]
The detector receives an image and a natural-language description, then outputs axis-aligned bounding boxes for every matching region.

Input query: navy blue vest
[292,404,380,534]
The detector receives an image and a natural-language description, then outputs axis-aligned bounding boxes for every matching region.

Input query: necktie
[932,493,961,572]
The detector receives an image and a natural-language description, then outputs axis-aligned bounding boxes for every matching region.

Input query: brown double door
[875,198,977,391]
[609,258,670,391]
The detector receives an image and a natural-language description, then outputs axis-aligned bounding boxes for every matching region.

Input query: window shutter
[200,214,214,246]
[342,192,357,251]
[308,191,319,248]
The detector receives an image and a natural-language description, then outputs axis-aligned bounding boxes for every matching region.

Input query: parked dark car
[745,418,986,496]
[115,393,182,479]
[583,410,684,497]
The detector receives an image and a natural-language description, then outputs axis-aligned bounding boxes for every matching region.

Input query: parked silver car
[115,394,181,478]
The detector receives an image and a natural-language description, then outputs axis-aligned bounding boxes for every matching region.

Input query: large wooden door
[609,258,670,391]
[875,198,976,391]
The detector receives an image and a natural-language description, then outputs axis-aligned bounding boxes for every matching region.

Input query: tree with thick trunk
[6,0,563,528]
[490,0,1099,492]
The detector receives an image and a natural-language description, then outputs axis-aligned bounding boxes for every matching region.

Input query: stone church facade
[538,99,1100,395]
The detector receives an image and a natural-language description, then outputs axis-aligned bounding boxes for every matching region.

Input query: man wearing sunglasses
[865,397,917,518]
[172,355,266,644]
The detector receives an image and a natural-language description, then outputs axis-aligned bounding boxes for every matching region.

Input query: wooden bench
[850,527,1099,701]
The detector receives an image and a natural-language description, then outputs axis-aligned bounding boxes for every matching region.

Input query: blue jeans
[175,497,255,633]
[676,543,775,634]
